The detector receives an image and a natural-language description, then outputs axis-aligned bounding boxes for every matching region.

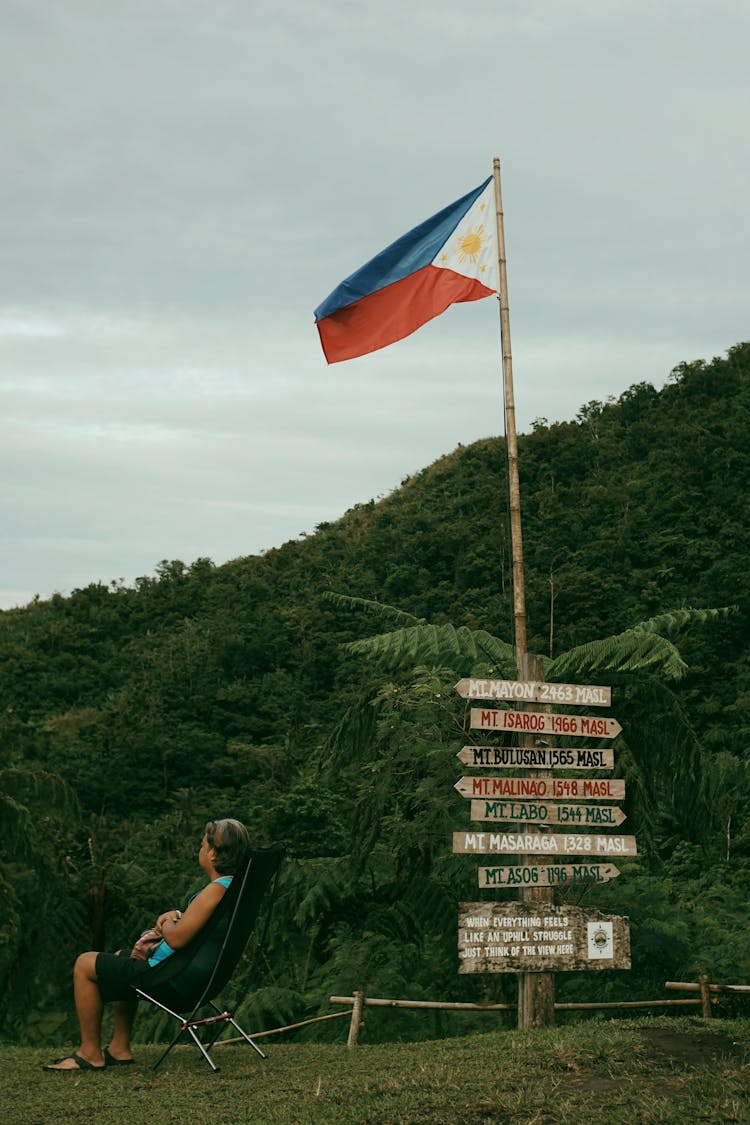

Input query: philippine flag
[314,178,498,364]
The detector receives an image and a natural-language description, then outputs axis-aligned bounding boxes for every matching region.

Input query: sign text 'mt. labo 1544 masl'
[469,798,626,827]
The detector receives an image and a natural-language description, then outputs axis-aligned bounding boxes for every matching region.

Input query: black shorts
[95,951,151,1003]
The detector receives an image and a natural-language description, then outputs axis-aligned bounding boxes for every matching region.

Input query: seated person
[44,818,249,1071]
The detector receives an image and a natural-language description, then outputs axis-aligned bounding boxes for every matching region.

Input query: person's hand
[155,909,182,935]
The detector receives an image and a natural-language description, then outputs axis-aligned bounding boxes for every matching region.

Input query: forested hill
[2,342,750,1045]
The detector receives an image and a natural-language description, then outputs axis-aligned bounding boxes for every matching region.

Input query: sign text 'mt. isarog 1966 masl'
[470,708,622,739]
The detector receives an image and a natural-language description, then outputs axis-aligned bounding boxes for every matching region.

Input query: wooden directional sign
[457,745,614,770]
[456,678,611,707]
[477,863,621,889]
[469,798,626,827]
[458,902,631,973]
[470,708,622,739]
[455,775,625,801]
[453,830,638,856]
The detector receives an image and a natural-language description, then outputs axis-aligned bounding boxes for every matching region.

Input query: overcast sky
[2,0,748,609]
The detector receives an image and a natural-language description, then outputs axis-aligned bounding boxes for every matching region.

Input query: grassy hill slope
[1,343,749,1046]
[7,1017,750,1125]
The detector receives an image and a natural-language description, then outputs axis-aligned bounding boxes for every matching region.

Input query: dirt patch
[634,1025,749,1068]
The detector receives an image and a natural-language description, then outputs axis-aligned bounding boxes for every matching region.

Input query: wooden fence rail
[332,977,747,1047]
[665,977,750,1018]
[665,980,750,993]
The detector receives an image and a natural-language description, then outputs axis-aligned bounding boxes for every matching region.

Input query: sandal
[43,1051,105,1072]
[104,1047,135,1067]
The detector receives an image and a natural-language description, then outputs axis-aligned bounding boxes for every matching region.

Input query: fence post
[347,990,365,1048]
[699,975,712,1019]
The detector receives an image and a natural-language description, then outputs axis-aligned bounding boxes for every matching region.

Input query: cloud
[0,0,748,608]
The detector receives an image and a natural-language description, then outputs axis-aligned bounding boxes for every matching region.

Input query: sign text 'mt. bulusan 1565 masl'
[457,745,615,769]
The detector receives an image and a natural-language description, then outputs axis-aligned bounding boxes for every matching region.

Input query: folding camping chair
[133,842,284,1072]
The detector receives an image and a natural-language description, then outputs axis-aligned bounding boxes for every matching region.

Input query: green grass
[5,1017,749,1125]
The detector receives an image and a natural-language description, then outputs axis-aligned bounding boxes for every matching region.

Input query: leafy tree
[1,343,750,1042]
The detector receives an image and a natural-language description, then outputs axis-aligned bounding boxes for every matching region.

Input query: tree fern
[346,623,517,675]
[548,607,736,683]
[548,629,689,682]
[322,591,426,627]
[635,607,736,640]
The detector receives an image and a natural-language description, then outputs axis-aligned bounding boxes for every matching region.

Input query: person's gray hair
[205,818,250,874]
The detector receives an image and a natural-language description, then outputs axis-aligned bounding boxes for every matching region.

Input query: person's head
[204,818,250,875]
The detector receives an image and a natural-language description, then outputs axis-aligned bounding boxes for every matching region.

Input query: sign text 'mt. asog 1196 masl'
[477,862,621,889]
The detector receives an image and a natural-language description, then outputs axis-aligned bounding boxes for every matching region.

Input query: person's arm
[154,882,228,951]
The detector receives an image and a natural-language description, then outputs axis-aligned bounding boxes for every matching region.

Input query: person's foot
[104,1046,135,1066]
[43,1051,105,1071]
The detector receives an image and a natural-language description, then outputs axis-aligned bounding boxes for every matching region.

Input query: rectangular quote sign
[458,902,630,973]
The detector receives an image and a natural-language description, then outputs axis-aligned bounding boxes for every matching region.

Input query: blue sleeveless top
[147,876,232,967]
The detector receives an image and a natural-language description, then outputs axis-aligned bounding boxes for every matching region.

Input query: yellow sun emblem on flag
[455,223,486,265]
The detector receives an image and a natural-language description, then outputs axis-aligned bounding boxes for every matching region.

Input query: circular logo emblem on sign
[592,926,609,949]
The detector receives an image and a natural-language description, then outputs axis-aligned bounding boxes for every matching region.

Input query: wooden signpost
[477,863,621,889]
[470,708,622,739]
[451,161,630,1025]
[452,830,638,856]
[455,678,611,707]
[457,745,614,769]
[454,775,625,800]
[469,798,626,827]
[458,902,631,973]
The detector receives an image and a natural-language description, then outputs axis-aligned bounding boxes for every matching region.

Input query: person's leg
[107,997,137,1060]
[45,952,105,1070]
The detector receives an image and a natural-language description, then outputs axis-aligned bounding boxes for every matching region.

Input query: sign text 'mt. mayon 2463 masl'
[454,676,632,973]
[455,678,611,707]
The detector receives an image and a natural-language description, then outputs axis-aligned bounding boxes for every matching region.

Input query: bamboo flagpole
[492,158,527,663]
[491,157,555,1029]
